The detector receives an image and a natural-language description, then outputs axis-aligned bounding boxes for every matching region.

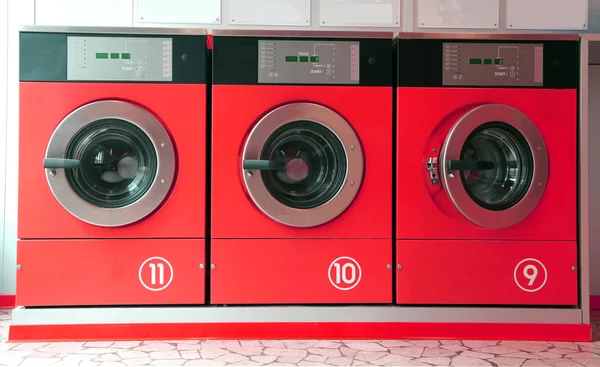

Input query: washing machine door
[43,100,176,227]
[241,102,364,228]
[439,104,549,229]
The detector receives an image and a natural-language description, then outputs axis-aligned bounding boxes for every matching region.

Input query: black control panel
[397,39,578,89]
[20,31,207,83]
[213,36,393,87]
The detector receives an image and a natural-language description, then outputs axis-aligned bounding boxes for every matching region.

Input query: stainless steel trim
[580,35,591,324]
[242,103,364,228]
[440,104,549,229]
[213,29,393,39]
[396,32,579,41]
[45,101,176,227]
[10,306,583,325]
[583,34,600,42]
[19,25,207,35]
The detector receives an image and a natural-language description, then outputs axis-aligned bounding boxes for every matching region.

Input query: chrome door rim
[439,104,549,229]
[242,103,364,227]
[45,100,176,227]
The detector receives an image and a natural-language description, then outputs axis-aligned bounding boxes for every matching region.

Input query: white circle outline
[328,256,362,291]
[138,256,174,292]
[513,258,547,293]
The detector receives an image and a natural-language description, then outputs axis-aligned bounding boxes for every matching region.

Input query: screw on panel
[537,146,542,150]
[448,173,455,179]
[211,264,216,269]
[387,264,392,269]
[350,181,355,186]
[350,145,355,150]
[246,171,253,178]
[572,265,578,271]
[200,263,205,269]
[432,148,436,152]
[161,179,165,184]
[16,265,22,271]
[537,182,542,187]
[397,264,402,270]
[49,170,56,177]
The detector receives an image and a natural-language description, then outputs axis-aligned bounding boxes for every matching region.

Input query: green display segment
[122,53,131,59]
[484,58,492,64]
[299,56,309,62]
[494,58,503,65]
[310,56,319,62]
[96,53,109,59]
[469,58,482,65]
[285,56,298,62]
[110,53,120,59]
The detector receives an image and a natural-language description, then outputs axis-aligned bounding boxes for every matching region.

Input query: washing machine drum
[241,102,364,228]
[43,100,176,227]
[438,103,549,229]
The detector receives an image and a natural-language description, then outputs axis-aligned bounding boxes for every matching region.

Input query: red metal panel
[211,239,392,304]
[18,82,206,239]
[16,239,205,306]
[211,85,393,239]
[396,240,578,306]
[396,87,577,241]
[8,322,592,342]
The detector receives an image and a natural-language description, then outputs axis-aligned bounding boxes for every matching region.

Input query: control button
[368,57,376,65]
[326,69,332,75]
[181,54,188,62]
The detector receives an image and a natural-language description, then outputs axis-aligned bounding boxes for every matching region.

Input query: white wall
[0,0,593,296]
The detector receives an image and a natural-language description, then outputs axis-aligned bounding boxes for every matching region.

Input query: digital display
[257,39,360,85]
[442,42,543,87]
[67,36,173,82]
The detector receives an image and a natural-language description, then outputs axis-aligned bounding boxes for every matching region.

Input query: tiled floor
[1,310,600,366]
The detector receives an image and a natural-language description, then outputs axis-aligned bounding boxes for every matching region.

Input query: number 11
[149,263,164,285]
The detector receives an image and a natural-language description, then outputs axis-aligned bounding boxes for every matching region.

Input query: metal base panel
[9,306,591,342]
[10,306,584,325]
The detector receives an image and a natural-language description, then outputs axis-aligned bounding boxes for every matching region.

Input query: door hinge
[426,157,439,185]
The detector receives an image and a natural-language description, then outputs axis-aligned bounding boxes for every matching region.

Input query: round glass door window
[459,122,534,211]
[44,100,176,227]
[440,104,548,229]
[258,120,347,210]
[242,103,364,228]
[65,119,158,208]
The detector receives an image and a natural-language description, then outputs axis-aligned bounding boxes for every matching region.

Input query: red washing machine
[396,34,580,306]
[17,26,208,307]
[211,30,393,304]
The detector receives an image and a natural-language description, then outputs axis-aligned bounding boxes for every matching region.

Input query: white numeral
[148,263,165,285]
[523,264,538,286]
[333,263,357,285]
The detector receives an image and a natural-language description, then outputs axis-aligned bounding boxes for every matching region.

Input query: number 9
[523,264,538,286]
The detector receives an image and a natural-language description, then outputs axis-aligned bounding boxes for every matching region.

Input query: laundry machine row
[11,27,590,341]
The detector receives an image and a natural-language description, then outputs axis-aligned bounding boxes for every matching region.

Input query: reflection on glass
[65,118,158,208]
[260,120,347,209]
[460,122,533,211]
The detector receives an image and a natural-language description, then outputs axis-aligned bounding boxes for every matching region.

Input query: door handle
[446,160,494,171]
[43,158,81,169]
[243,160,285,171]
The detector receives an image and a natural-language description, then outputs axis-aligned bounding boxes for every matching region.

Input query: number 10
[148,263,165,285]
[333,262,357,285]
